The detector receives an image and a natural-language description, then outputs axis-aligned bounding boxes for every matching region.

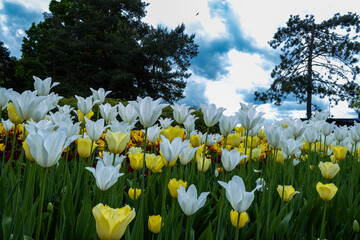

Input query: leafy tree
[255,13,360,118]
[19,0,198,102]
[0,42,27,91]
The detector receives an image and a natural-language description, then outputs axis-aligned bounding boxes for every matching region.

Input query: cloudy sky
[1,0,360,119]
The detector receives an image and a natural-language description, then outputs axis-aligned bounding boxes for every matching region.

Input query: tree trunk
[306,28,315,119]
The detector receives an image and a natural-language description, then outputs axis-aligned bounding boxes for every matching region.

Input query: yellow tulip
[228,133,242,148]
[148,215,162,234]
[160,126,184,143]
[128,188,141,200]
[247,136,259,149]
[105,130,130,154]
[234,126,245,135]
[332,145,348,161]
[92,203,135,240]
[190,135,201,147]
[129,152,143,170]
[145,154,164,173]
[196,154,211,172]
[22,139,35,162]
[277,185,300,202]
[318,161,340,179]
[168,178,187,198]
[257,129,266,139]
[309,165,314,171]
[7,102,23,124]
[316,182,338,201]
[275,150,285,164]
[77,137,97,158]
[251,148,261,161]
[315,142,326,152]
[127,147,142,156]
[301,154,308,161]
[230,210,249,229]
[302,141,310,152]
[77,109,94,122]
[0,143,5,152]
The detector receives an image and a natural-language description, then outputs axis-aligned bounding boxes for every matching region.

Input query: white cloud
[5,0,49,12]
[143,0,227,39]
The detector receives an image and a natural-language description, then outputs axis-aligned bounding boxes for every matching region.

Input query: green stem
[216,188,225,240]
[320,201,328,239]
[185,216,191,240]
[35,168,47,240]
[159,166,171,237]
[45,212,53,240]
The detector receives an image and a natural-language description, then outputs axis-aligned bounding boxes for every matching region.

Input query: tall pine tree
[255,13,360,118]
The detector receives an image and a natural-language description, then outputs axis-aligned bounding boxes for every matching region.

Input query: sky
[1,0,360,120]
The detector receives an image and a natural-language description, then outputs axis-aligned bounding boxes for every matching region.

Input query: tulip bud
[230,210,249,229]
[129,153,144,170]
[77,137,97,158]
[190,135,201,147]
[277,185,300,202]
[148,215,162,234]
[128,188,141,200]
[353,220,359,233]
[7,102,24,124]
[47,202,54,213]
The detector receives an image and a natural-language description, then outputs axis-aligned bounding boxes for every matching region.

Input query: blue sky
[1,0,360,119]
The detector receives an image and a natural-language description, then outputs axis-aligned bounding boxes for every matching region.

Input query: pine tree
[255,13,360,118]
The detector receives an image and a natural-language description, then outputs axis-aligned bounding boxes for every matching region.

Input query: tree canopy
[255,13,360,118]
[18,0,198,103]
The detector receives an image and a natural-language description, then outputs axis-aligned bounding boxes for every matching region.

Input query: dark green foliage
[255,13,360,118]
[19,0,198,102]
[0,42,26,90]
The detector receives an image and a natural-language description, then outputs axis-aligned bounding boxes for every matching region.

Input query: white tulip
[171,103,195,124]
[90,87,111,104]
[159,117,173,129]
[200,103,225,127]
[218,175,259,213]
[160,135,184,162]
[236,107,264,130]
[75,95,100,115]
[221,148,248,172]
[146,125,161,143]
[8,90,46,121]
[99,103,118,124]
[129,97,167,128]
[1,119,13,132]
[179,147,198,165]
[85,117,107,141]
[117,102,138,124]
[96,152,125,167]
[219,115,238,136]
[85,161,123,191]
[26,129,76,168]
[33,76,59,96]
[177,185,209,216]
